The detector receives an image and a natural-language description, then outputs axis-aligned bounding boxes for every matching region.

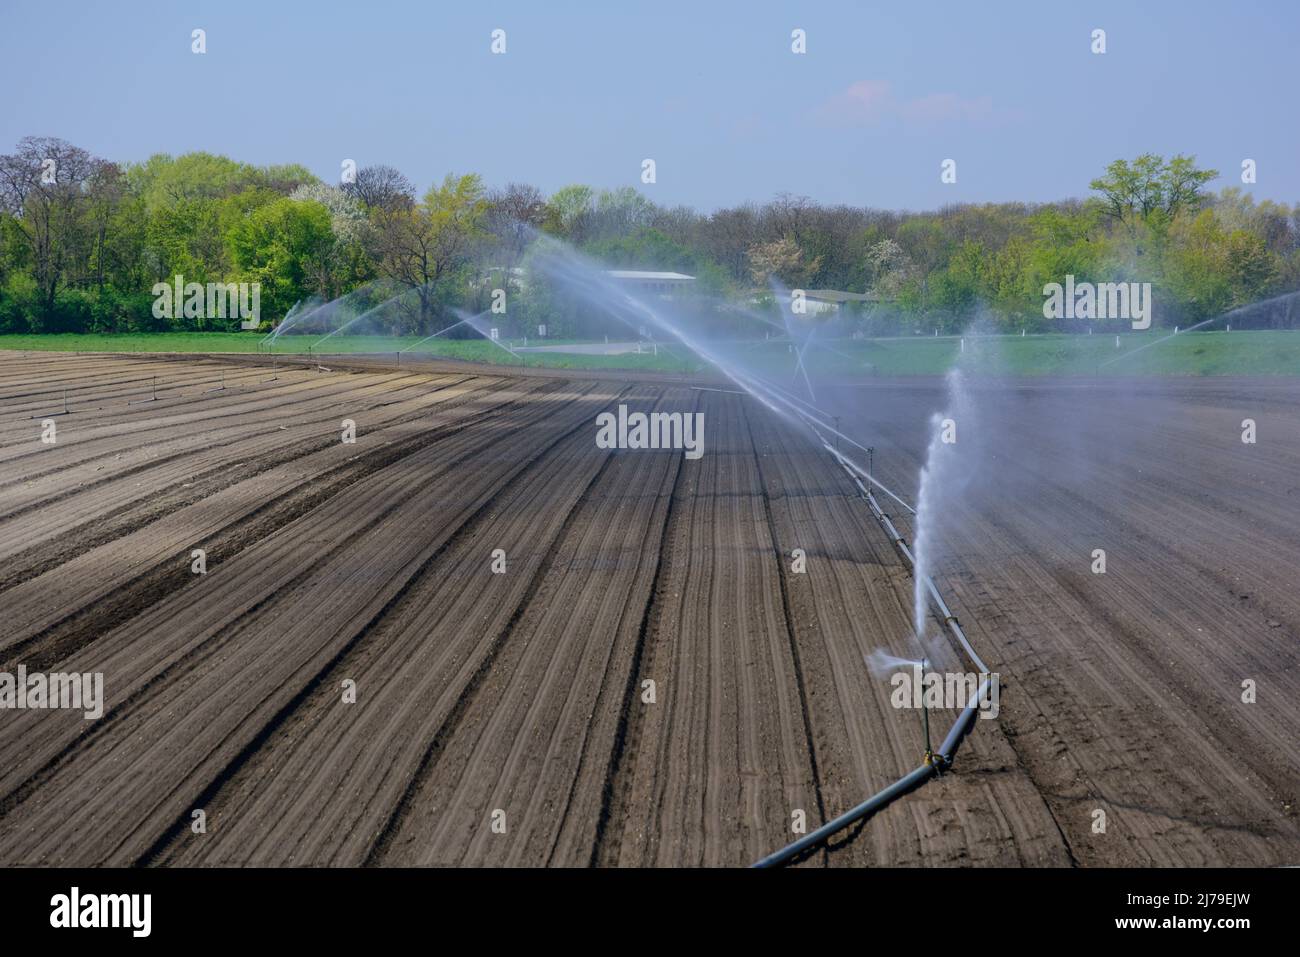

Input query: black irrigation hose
[752,675,992,868]
[752,423,995,868]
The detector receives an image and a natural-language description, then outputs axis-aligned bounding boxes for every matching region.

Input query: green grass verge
[2,329,1297,376]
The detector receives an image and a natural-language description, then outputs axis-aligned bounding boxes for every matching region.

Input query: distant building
[475,266,528,290]
[796,289,877,315]
[606,270,695,297]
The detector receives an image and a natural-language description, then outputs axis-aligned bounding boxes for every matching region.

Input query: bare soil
[0,353,1293,866]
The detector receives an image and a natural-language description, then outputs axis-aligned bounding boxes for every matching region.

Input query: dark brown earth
[0,352,1294,866]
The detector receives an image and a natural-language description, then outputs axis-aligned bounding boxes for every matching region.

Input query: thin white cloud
[815,80,1007,129]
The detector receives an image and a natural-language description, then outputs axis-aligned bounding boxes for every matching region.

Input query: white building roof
[606,270,695,281]
[803,289,876,303]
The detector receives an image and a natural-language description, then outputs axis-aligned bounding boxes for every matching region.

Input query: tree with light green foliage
[373,173,488,330]
[1089,153,1218,238]
[226,198,334,326]
[544,184,595,241]
[127,152,317,212]
[1162,209,1278,324]
[289,182,374,299]
[1,136,1297,339]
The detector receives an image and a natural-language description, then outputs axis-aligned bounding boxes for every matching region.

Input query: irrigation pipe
[753,679,991,869]
[737,369,917,514]
[752,416,994,867]
[821,439,918,518]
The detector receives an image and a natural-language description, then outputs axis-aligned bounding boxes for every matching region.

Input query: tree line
[1,136,1296,336]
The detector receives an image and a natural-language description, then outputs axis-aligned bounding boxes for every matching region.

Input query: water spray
[450,308,524,363]
[309,285,414,352]
[398,313,482,354]
[754,435,993,868]
[1099,290,1300,369]
[752,382,994,867]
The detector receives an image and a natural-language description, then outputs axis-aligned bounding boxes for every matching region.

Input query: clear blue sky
[1,0,1293,211]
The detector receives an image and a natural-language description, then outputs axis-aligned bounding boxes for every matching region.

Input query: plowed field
[0,353,1294,867]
